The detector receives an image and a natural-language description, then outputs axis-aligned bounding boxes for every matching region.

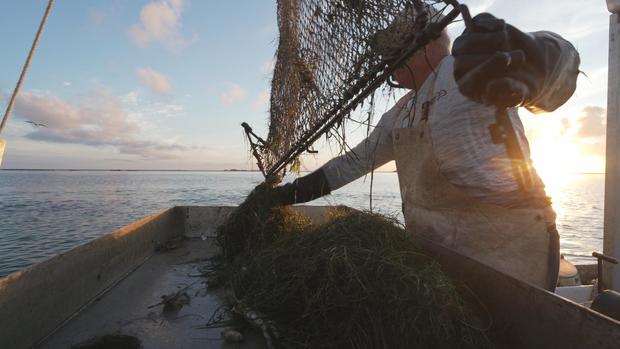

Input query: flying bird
[25,120,48,128]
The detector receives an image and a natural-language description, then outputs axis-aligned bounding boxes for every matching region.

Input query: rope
[0,0,55,134]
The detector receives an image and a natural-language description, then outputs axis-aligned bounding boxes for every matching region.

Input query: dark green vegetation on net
[216,182,311,262]
[215,186,491,348]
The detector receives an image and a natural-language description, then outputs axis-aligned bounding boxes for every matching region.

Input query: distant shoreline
[0,168,260,172]
[0,169,606,175]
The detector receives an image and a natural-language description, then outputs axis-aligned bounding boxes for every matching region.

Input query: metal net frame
[246,0,465,178]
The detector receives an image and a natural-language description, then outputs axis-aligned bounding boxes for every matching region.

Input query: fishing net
[248,0,460,176]
[213,2,488,346]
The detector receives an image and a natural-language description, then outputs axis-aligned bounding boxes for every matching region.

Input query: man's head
[393,29,451,90]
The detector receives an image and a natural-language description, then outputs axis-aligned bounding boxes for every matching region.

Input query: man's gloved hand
[452,13,554,109]
[271,169,332,205]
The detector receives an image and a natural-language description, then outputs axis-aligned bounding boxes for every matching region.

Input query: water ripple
[0,171,605,277]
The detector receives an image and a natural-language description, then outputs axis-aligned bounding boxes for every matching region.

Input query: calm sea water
[0,170,604,278]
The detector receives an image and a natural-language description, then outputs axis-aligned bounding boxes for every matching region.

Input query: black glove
[272,169,332,205]
[452,13,561,109]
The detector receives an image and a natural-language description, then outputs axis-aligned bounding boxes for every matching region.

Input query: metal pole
[604,0,620,290]
[0,0,55,167]
[0,0,55,134]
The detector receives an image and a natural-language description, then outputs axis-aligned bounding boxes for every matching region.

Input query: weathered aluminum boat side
[1,206,619,348]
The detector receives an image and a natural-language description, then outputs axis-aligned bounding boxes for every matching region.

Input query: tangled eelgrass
[216,182,311,263]
[218,208,491,348]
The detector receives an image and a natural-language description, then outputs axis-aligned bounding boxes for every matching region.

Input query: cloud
[128,0,194,50]
[13,93,82,129]
[88,3,124,28]
[136,67,171,95]
[123,91,139,105]
[221,83,247,105]
[260,59,275,74]
[467,0,496,15]
[88,7,110,28]
[581,139,606,157]
[253,90,270,110]
[576,106,606,138]
[13,91,188,159]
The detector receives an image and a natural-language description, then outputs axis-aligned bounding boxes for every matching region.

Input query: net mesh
[253,0,456,176]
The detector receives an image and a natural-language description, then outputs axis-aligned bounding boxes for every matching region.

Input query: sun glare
[529,138,604,184]
[522,108,606,187]
[530,139,577,180]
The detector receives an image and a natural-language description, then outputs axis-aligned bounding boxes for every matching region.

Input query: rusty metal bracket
[241,122,267,176]
[593,251,619,293]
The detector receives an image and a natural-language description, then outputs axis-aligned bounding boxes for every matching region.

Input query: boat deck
[38,235,264,349]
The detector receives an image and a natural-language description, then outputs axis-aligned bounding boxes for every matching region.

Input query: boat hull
[421,238,620,348]
[1,206,619,348]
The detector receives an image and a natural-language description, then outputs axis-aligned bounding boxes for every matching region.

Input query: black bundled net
[252,0,458,176]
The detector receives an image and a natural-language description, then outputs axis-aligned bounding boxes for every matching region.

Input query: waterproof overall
[392,115,560,290]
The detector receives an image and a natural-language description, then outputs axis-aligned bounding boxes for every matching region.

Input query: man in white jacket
[273,13,580,291]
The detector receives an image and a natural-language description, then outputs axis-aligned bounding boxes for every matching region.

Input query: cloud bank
[14,91,188,159]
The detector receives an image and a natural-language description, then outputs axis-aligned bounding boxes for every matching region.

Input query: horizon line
[0,168,607,175]
[0,168,261,172]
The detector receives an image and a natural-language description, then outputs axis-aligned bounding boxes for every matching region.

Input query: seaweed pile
[214,187,490,348]
[216,181,311,262]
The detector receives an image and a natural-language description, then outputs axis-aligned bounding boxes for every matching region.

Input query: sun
[529,137,604,184]
[521,108,605,185]
[530,139,577,180]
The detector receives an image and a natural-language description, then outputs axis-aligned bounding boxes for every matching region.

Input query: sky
[0,0,612,173]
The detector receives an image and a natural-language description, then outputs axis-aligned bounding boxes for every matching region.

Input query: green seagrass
[215,196,491,348]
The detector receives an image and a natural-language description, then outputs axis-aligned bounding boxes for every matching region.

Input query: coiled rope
[0,0,55,134]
